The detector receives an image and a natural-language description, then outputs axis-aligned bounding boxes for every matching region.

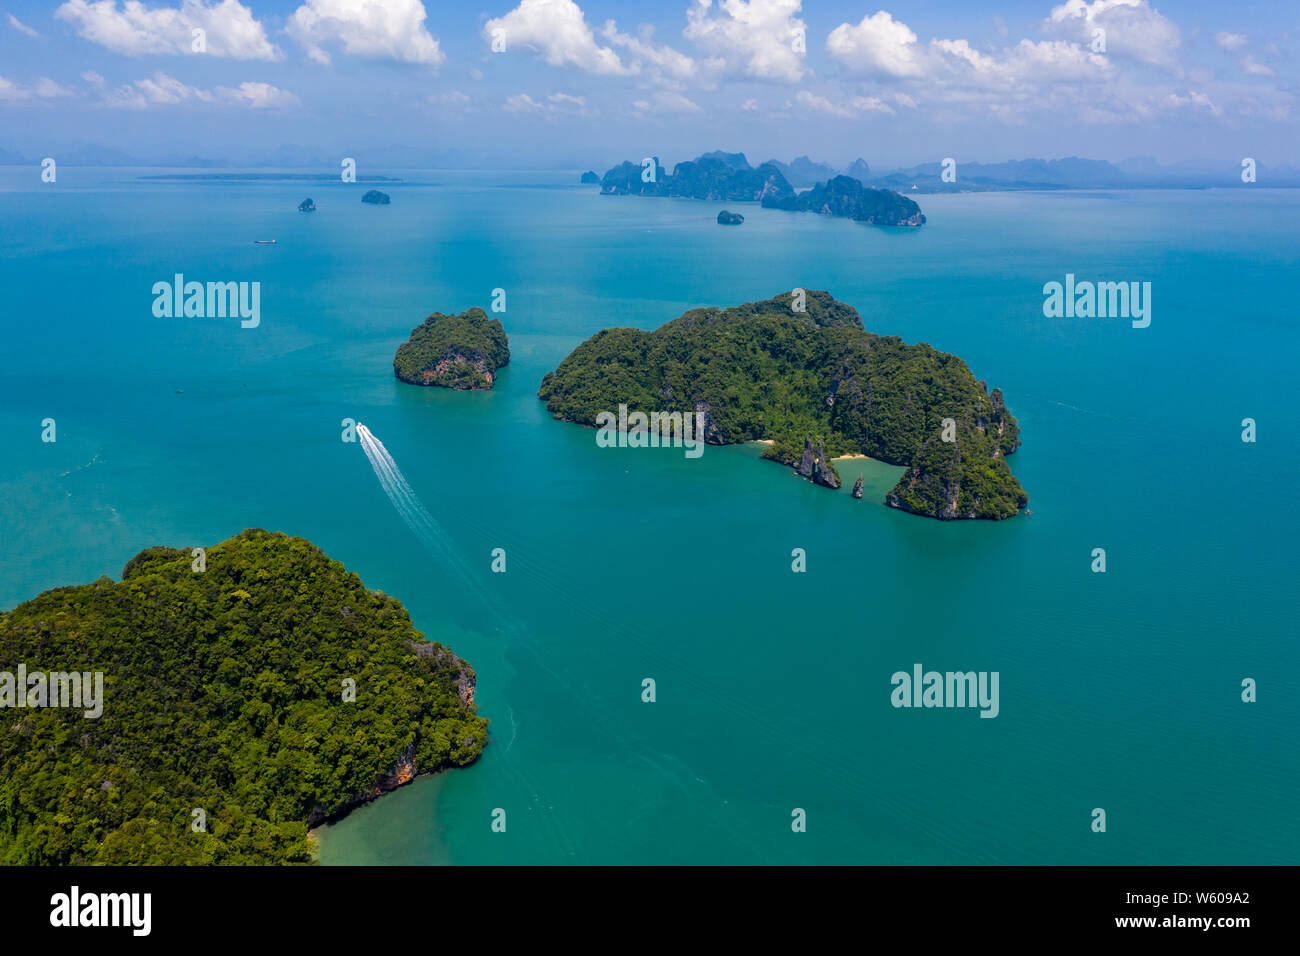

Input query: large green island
[394,307,510,390]
[538,291,1027,519]
[0,529,487,864]
[598,152,925,227]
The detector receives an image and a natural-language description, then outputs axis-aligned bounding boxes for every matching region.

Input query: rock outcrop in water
[794,437,840,488]
[852,475,865,499]
[813,440,841,489]
[717,210,745,225]
[538,290,1026,519]
[798,437,816,478]
[580,170,599,184]
[298,197,316,211]
[394,306,510,390]
[361,189,390,205]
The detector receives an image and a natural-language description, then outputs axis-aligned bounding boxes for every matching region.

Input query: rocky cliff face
[394,307,510,390]
[813,440,842,489]
[693,400,724,444]
[422,347,495,388]
[795,436,841,489]
[307,642,480,827]
[852,475,864,499]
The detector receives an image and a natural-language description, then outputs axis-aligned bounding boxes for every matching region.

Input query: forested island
[0,530,486,864]
[538,291,1026,519]
[763,175,925,226]
[394,307,510,389]
[598,152,924,227]
[361,189,390,204]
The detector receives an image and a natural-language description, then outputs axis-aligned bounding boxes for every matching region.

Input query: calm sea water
[1,168,1296,864]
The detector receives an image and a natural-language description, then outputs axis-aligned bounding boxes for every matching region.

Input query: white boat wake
[356,422,500,618]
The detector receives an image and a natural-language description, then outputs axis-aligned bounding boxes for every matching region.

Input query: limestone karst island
[394,307,510,390]
[597,151,926,227]
[538,291,1026,520]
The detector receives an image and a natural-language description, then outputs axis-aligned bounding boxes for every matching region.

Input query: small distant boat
[253,239,277,244]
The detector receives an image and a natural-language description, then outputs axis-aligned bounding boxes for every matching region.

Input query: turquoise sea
[1,168,1296,864]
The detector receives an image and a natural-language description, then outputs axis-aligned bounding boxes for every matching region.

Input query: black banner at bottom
[0,865,1277,941]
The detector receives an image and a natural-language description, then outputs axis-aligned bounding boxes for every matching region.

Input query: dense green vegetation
[761,175,926,226]
[598,153,924,226]
[0,530,487,864]
[538,291,1026,519]
[393,306,510,390]
[600,156,794,203]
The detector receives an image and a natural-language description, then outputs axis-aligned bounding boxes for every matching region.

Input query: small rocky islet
[393,307,510,390]
[361,189,391,205]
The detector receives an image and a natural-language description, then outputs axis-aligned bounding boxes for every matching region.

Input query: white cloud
[1215,32,1248,51]
[7,13,40,37]
[87,70,297,108]
[601,21,699,87]
[633,90,703,114]
[826,11,926,79]
[486,0,631,75]
[1045,0,1182,70]
[35,78,75,98]
[503,93,545,112]
[1161,89,1217,114]
[824,8,1133,122]
[226,81,298,108]
[485,1,702,90]
[740,97,758,110]
[0,76,27,101]
[795,89,893,116]
[1242,55,1274,77]
[0,75,74,100]
[55,0,281,60]
[684,0,808,83]
[288,0,443,66]
[502,90,594,115]
[828,15,1110,91]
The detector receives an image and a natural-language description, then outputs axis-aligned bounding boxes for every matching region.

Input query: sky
[0,0,1295,168]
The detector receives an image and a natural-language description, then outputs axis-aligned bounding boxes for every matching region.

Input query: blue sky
[0,0,1295,168]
